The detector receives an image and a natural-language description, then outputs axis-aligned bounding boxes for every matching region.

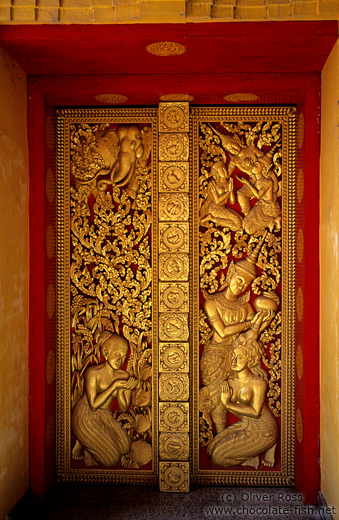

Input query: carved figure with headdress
[236,147,282,235]
[200,235,266,434]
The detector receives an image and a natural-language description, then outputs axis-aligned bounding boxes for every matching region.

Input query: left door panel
[56,108,158,484]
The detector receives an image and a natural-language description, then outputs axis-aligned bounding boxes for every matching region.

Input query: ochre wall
[320,40,339,515]
[0,0,339,23]
[0,48,29,520]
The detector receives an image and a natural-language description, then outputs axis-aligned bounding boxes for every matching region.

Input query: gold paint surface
[159,402,189,432]
[146,41,187,57]
[159,133,189,162]
[159,432,189,461]
[159,254,189,281]
[296,344,303,381]
[297,228,304,263]
[159,102,189,133]
[192,106,296,486]
[46,415,55,450]
[45,168,55,203]
[159,343,189,372]
[297,113,305,149]
[159,162,189,192]
[159,193,189,221]
[160,94,194,102]
[45,225,55,259]
[296,287,304,322]
[46,349,55,385]
[46,283,55,319]
[57,108,157,484]
[297,168,304,203]
[95,94,128,104]
[45,116,55,151]
[296,408,303,444]
[159,461,190,492]
[159,373,189,401]
[223,93,259,102]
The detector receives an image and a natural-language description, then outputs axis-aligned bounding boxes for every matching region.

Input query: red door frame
[9,20,335,503]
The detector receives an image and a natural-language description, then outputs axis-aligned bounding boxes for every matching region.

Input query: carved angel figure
[71,331,137,467]
[200,160,242,231]
[237,151,281,235]
[199,236,266,434]
[206,318,278,469]
[211,125,264,176]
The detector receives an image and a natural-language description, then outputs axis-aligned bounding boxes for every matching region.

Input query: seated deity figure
[71,331,137,467]
[206,317,278,469]
[236,150,282,235]
[200,160,242,231]
[200,235,266,434]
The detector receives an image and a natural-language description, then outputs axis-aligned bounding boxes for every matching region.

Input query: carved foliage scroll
[57,109,157,483]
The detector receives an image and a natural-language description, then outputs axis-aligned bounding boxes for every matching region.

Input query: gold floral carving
[297,168,304,203]
[159,254,189,281]
[159,103,189,133]
[159,223,189,253]
[46,225,55,259]
[159,432,189,461]
[159,402,189,432]
[297,113,304,149]
[159,163,189,192]
[159,313,189,341]
[159,343,189,372]
[296,287,304,322]
[296,344,303,381]
[192,106,296,486]
[296,408,303,444]
[223,93,259,103]
[57,108,157,484]
[159,193,189,221]
[159,373,189,401]
[160,283,189,312]
[297,228,304,263]
[46,283,55,319]
[159,461,189,492]
[46,349,56,385]
[95,94,128,104]
[45,168,55,203]
[159,133,189,162]
[146,41,187,57]
[160,94,194,103]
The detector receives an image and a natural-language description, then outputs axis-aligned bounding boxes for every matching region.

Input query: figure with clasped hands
[207,313,278,469]
[71,331,137,467]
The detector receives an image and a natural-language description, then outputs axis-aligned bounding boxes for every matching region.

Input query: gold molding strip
[158,102,190,492]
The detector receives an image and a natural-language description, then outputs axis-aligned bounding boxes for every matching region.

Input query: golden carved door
[56,103,296,490]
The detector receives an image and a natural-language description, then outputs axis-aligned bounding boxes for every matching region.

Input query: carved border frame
[190,107,296,486]
[56,108,158,484]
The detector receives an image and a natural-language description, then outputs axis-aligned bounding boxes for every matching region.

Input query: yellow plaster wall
[0,0,339,23]
[0,48,29,520]
[320,39,339,514]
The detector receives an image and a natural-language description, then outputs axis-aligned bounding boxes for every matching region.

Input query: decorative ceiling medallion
[160,94,194,102]
[95,94,128,104]
[223,93,259,103]
[146,41,187,57]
